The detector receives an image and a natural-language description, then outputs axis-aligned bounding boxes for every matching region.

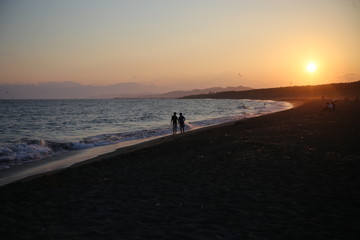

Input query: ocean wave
[0,128,173,169]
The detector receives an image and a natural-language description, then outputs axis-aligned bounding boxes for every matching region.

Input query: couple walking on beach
[171,112,186,134]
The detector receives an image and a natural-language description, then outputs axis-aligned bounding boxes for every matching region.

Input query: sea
[0,99,292,170]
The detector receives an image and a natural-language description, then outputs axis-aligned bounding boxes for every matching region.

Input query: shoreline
[0,99,294,187]
[1,99,359,239]
[0,136,165,187]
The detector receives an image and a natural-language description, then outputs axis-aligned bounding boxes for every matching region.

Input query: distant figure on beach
[324,102,334,111]
[171,112,178,134]
[178,113,186,133]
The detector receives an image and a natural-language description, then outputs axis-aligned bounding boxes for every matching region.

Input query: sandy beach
[1,99,359,239]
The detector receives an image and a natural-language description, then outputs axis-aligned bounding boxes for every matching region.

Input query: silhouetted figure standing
[324,101,334,111]
[178,113,186,133]
[171,112,178,134]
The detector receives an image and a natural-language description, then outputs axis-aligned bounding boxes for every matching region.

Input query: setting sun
[306,62,318,73]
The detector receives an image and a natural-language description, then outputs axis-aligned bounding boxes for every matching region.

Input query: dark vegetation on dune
[182,81,360,100]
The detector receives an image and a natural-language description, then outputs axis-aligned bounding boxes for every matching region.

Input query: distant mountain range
[0,81,252,99]
[142,86,252,98]
[182,81,360,100]
[2,80,358,100]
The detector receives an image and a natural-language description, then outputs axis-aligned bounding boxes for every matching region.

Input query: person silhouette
[178,113,186,133]
[171,112,178,134]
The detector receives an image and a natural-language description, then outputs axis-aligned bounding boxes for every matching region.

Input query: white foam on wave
[0,143,53,169]
[0,128,173,169]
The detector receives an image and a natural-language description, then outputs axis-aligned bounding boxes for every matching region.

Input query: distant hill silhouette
[144,86,252,99]
[0,81,252,99]
[0,81,161,99]
[182,81,360,100]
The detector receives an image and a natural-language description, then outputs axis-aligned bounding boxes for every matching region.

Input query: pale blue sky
[0,0,359,89]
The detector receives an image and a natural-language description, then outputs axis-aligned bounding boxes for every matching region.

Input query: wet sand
[1,100,359,239]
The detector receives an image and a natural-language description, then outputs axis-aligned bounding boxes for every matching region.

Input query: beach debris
[215,234,223,239]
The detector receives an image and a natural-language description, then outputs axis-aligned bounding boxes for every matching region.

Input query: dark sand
[1,100,359,240]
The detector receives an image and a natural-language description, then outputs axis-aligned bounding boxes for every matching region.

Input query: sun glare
[306,62,317,73]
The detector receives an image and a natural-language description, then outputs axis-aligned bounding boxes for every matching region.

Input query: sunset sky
[0,0,359,90]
